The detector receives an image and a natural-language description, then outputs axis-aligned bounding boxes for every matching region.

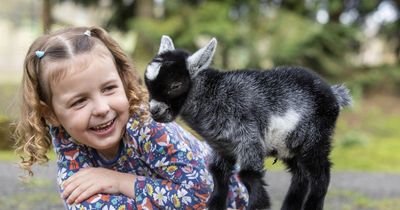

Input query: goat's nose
[151,106,170,116]
[150,106,161,116]
[149,100,170,116]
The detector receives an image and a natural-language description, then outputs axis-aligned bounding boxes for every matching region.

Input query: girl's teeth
[92,120,113,130]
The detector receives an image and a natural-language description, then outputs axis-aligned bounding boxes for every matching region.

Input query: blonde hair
[14,26,149,176]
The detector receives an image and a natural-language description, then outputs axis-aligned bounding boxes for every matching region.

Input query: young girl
[14,26,248,209]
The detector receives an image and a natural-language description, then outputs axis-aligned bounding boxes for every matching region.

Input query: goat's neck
[180,68,220,118]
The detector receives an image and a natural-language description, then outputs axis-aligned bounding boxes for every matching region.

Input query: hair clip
[84,30,91,37]
[35,50,45,58]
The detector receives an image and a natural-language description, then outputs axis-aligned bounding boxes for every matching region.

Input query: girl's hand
[62,167,135,205]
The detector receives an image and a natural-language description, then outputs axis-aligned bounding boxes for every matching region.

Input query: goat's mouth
[151,111,174,123]
[149,100,175,123]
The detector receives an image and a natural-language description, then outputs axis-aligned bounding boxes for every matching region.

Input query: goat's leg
[239,169,269,210]
[207,152,236,210]
[301,152,331,210]
[281,158,309,210]
[237,141,270,210]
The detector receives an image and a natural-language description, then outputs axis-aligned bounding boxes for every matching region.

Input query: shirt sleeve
[227,170,249,209]
[50,126,138,210]
[126,118,213,209]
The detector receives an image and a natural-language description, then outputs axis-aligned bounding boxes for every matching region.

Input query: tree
[42,0,52,33]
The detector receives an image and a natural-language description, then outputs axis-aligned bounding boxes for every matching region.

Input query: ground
[1,161,399,210]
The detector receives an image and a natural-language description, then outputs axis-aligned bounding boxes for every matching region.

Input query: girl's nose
[92,97,110,116]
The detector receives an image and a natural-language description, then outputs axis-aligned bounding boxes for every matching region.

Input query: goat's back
[190,66,338,116]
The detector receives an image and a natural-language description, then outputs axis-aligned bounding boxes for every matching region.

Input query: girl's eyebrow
[101,78,119,86]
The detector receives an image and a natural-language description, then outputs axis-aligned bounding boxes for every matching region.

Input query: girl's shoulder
[50,126,78,150]
[49,126,96,166]
[125,115,208,153]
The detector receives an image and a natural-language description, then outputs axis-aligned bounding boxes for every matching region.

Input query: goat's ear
[158,35,175,54]
[187,38,217,77]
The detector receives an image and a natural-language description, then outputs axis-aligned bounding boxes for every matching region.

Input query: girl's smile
[89,118,116,137]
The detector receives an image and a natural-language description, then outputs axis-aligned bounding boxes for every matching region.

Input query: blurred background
[0,0,399,209]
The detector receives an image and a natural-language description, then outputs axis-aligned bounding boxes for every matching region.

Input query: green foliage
[130,1,366,75]
[328,0,344,15]
[0,82,19,117]
[266,10,361,78]
[358,0,383,15]
[132,0,241,47]
[131,15,184,58]
[348,65,400,95]
[338,131,370,148]
[131,1,248,68]
[182,2,239,44]
[0,115,14,150]
[0,82,19,151]
[66,0,399,72]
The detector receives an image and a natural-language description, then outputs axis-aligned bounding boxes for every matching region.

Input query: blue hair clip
[35,50,45,58]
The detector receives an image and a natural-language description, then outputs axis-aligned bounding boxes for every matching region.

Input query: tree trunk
[135,0,153,18]
[42,0,52,33]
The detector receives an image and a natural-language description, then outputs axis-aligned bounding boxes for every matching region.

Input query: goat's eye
[170,82,182,90]
[167,82,185,97]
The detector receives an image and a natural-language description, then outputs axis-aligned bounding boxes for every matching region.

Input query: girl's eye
[71,98,86,108]
[103,85,117,93]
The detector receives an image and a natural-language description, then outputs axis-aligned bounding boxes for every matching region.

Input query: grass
[325,189,400,210]
[331,95,400,172]
[0,191,62,210]
[331,136,400,172]
[0,150,18,161]
[0,150,56,162]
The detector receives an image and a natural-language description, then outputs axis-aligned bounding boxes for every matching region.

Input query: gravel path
[1,161,399,210]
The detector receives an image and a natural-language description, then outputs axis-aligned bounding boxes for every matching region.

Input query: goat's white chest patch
[264,109,301,159]
[145,62,162,81]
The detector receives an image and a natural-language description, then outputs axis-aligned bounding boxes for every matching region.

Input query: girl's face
[50,50,129,158]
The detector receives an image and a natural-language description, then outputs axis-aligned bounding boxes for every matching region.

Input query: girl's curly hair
[14,26,149,176]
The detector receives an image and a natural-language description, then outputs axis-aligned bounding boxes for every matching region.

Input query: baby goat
[144,36,352,210]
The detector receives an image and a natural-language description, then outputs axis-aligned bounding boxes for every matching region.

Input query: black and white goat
[144,36,352,210]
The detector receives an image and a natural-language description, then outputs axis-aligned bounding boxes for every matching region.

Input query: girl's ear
[187,38,217,78]
[39,101,61,127]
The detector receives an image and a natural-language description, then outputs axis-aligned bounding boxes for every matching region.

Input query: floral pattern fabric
[51,116,248,209]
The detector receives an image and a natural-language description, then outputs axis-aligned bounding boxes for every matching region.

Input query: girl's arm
[126,118,213,209]
[51,127,138,210]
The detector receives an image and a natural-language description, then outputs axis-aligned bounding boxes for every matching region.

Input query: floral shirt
[51,115,248,209]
